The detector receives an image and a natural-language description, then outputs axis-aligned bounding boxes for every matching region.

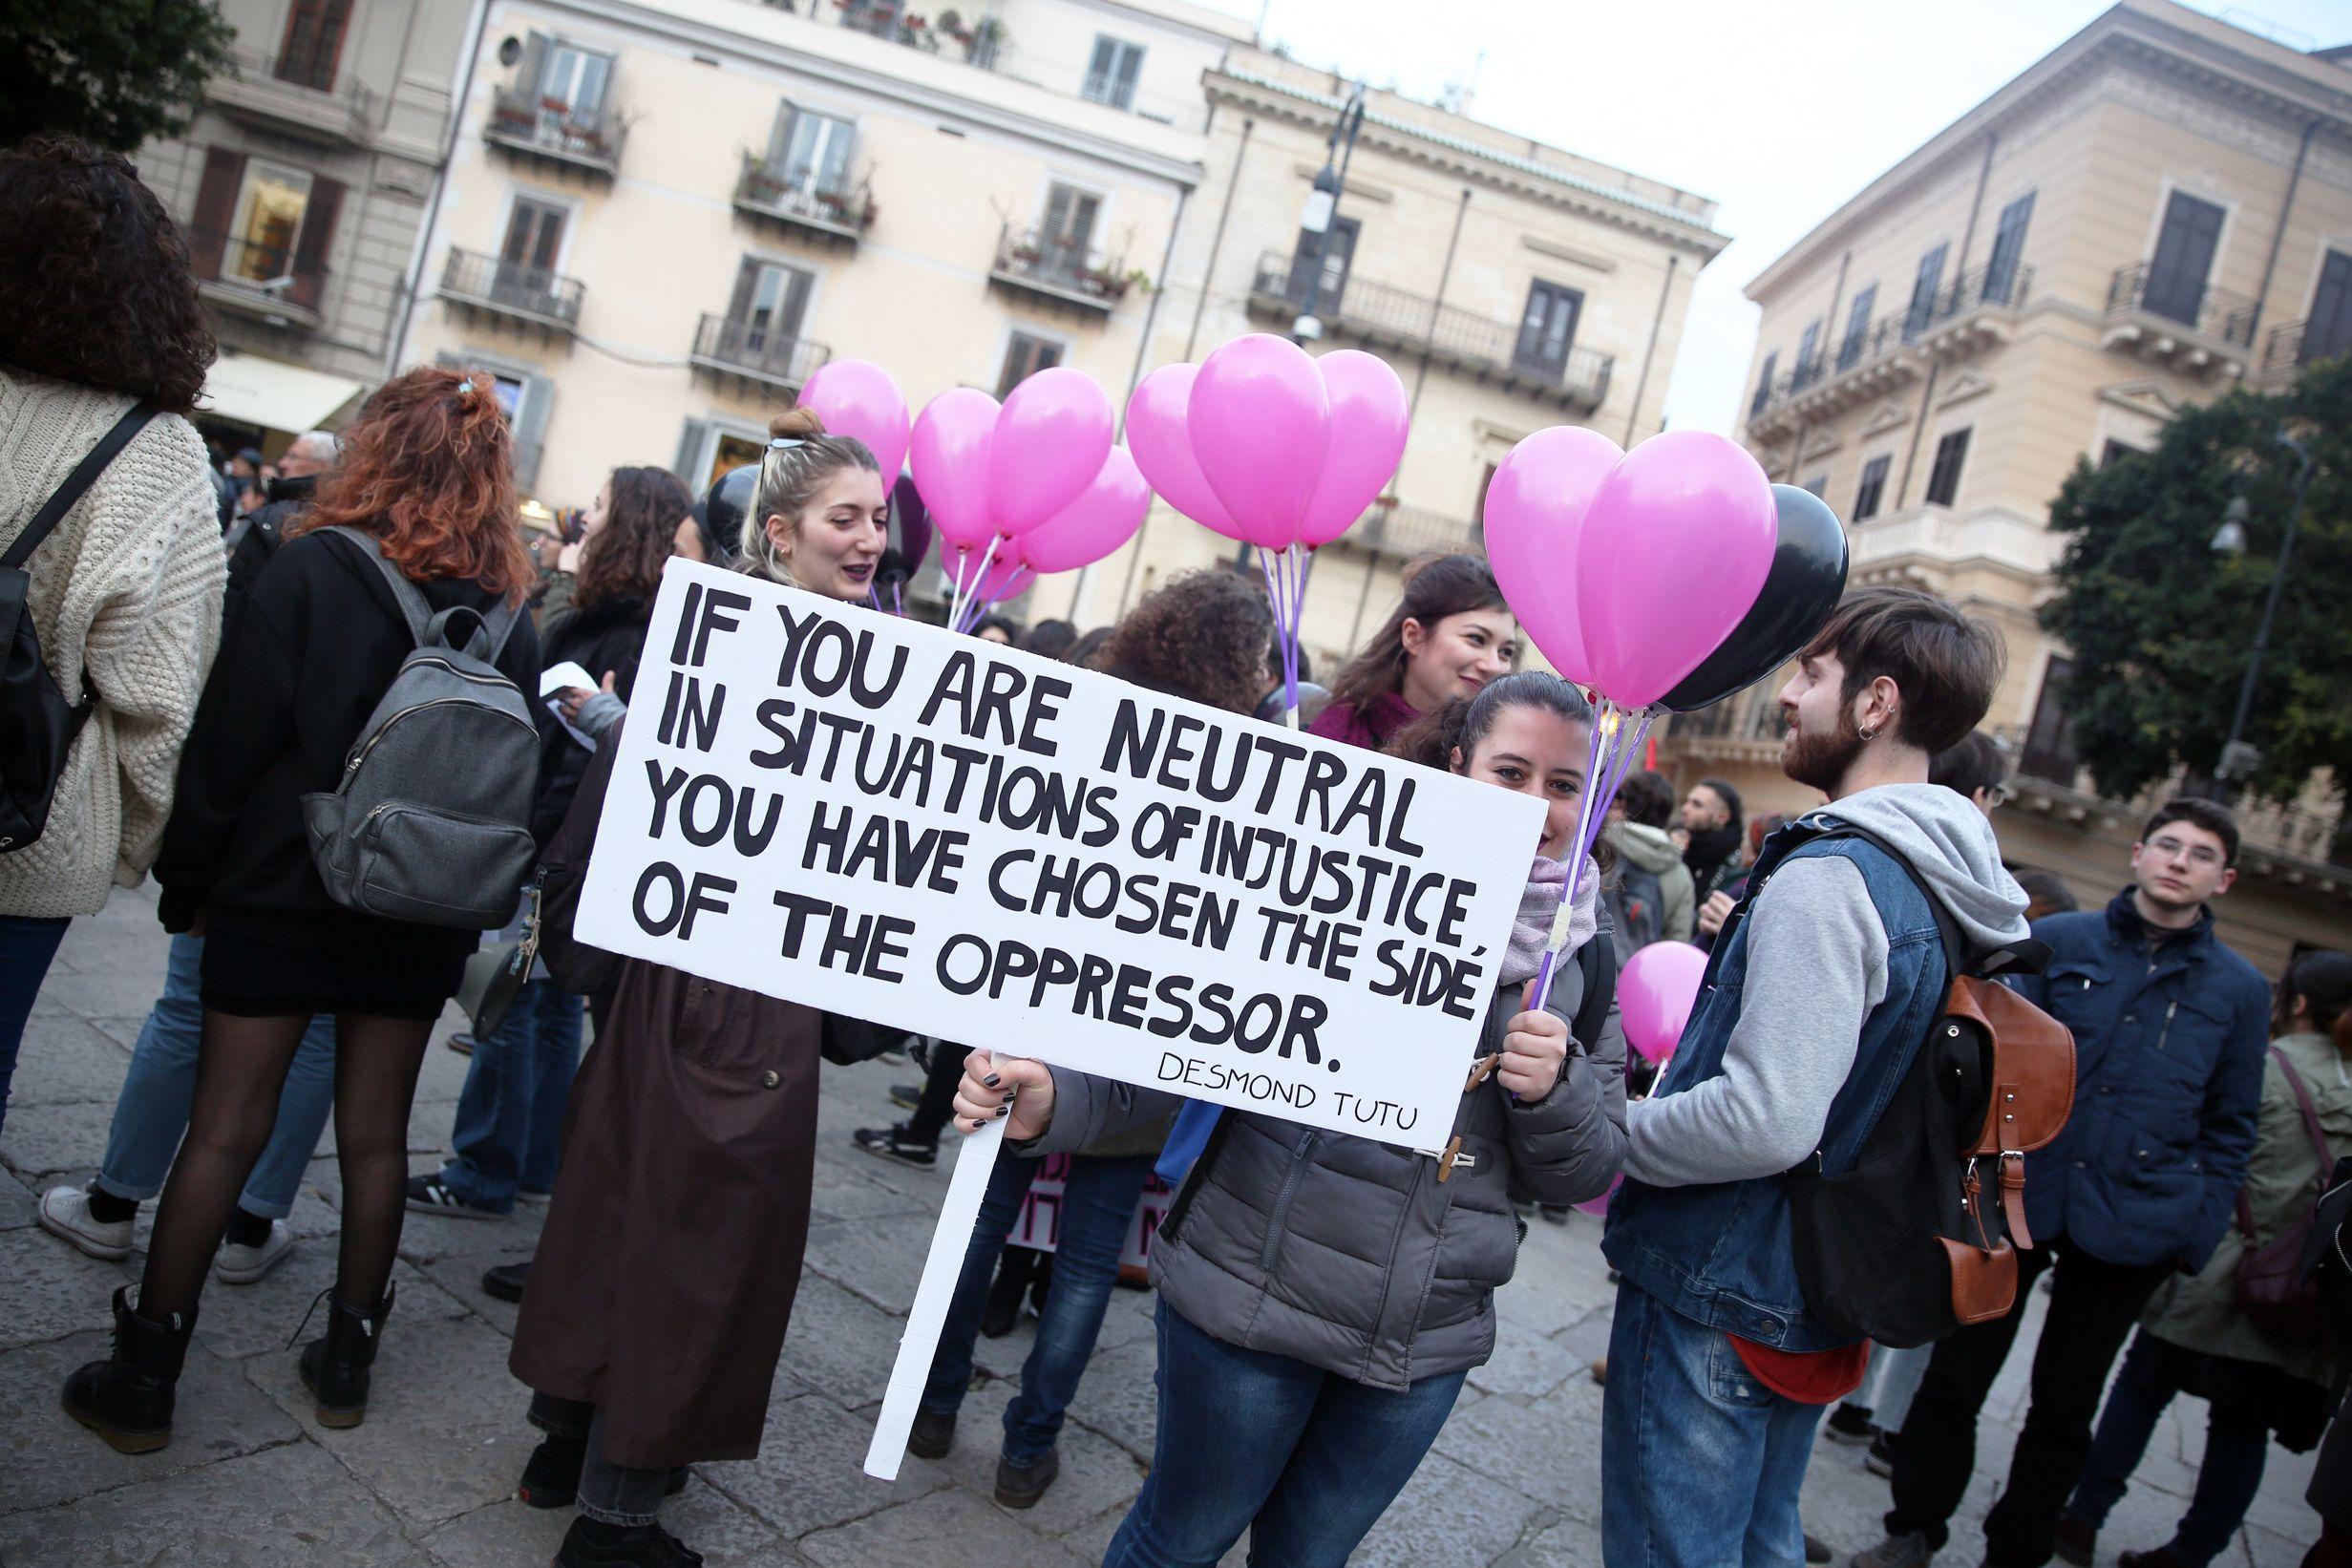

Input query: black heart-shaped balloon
[1661,484,1850,713]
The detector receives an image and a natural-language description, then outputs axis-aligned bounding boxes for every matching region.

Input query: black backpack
[1732,818,2076,1348]
[1607,860,1665,961]
[0,405,155,853]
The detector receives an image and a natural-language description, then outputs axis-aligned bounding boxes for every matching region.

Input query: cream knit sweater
[0,369,226,917]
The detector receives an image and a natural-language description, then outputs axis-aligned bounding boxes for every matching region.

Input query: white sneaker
[37,1185,135,1261]
[213,1219,295,1284]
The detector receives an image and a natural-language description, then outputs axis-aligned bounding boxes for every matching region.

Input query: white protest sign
[574,559,1543,1474]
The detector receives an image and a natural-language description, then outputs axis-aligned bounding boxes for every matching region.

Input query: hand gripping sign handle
[862,1114,1006,1480]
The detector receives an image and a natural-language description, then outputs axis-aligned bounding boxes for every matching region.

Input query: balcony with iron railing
[207,46,375,146]
[689,313,832,395]
[824,1,1205,129]
[988,225,1129,315]
[484,84,625,178]
[1332,502,1476,560]
[1246,253,1614,411]
[732,154,875,245]
[1746,265,2031,438]
[2101,261,2255,378]
[439,248,583,337]
[194,233,327,328]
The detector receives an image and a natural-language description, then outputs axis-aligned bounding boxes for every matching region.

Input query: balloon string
[1283,542,1307,717]
[868,584,881,613]
[956,536,1003,635]
[893,581,903,618]
[1529,701,1620,1015]
[945,547,972,634]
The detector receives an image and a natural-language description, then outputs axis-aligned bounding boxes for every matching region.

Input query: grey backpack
[300,528,540,929]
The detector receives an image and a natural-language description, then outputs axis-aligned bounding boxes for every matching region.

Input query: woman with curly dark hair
[1098,566,1275,712]
[0,135,227,1134]
[62,367,540,1455]
[405,464,692,1224]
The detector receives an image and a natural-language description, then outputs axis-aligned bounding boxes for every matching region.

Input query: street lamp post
[1293,85,1365,348]
[2208,427,2314,793]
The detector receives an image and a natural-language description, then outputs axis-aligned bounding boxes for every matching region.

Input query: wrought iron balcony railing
[1248,252,1613,408]
[485,85,625,175]
[440,247,583,331]
[689,313,831,392]
[990,225,1128,310]
[1749,264,2034,425]
[733,154,875,240]
[2106,260,2256,348]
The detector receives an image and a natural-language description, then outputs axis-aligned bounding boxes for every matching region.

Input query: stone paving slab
[6,1015,132,1108]
[422,1480,793,1568]
[0,1329,302,1515]
[699,1393,949,1539]
[0,1226,134,1353]
[0,1438,432,1566]
[797,1485,1096,1568]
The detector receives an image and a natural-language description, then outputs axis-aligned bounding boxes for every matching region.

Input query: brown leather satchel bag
[2233,1047,2334,1344]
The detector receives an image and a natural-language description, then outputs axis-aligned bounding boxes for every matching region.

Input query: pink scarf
[1501,854,1601,987]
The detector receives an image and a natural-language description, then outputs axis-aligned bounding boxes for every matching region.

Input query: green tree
[2041,355,2352,808]
[1,0,233,152]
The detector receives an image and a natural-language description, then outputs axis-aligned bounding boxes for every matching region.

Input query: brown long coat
[509,734,826,1470]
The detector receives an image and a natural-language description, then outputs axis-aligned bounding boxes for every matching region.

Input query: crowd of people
[1,133,2345,1568]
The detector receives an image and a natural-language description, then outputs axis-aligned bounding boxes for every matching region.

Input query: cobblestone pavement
[0,887,2322,1566]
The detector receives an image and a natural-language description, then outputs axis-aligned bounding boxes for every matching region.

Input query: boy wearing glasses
[1864,797,2269,1568]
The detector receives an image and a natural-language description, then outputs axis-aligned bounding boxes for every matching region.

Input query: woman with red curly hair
[62,367,540,1454]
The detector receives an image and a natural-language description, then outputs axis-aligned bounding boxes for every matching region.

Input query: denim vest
[1601,820,1950,1350]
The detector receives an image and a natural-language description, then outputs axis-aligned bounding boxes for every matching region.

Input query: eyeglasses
[2145,836,2223,867]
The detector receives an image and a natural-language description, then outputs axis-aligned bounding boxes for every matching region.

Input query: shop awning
[198,354,365,435]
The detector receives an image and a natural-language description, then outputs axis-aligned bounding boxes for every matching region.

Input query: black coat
[155,529,541,945]
[531,594,652,845]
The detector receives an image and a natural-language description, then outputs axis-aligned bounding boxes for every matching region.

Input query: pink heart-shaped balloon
[1019,446,1151,574]
[799,359,909,483]
[1483,426,1623,686]
[1296,350,1409,548]
[910,388,999,555]
[989,366,1113,536]
[1189,333,1330,550]
[1126,364,1241,540]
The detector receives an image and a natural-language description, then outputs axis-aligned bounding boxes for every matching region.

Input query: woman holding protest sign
[957,667,1626,1568]
[1308,553,1518,752]
[906,568,1275,1511]
[506,407,890,1568]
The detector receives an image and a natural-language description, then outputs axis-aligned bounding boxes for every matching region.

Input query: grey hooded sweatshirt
[1623,782,2029,1188]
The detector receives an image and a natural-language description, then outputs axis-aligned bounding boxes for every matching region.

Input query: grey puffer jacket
[1025,951,1626,1389]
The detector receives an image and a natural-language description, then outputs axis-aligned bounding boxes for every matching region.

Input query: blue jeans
[95,933,337,1218]
[1862,1343,1932,1434]
[1103,1299,1466,1568]
[922,1150,1153,1466]
[0,913,70,1135]
[2066,1330,2274,1568]
[440,980,583,1211]
[1602,1282,1827,1568]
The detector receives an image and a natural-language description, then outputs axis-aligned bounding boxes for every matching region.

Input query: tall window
[1924,428,1971,507]
[501,196,567,277]
[1285,216,1358,310]
[1983,192,2035,305]
[998,332,1064,398]
[1905,243,1949,338]
[727,259,814,353]
[2300,247,2352,364]
[1794,317,1823,380]
[539,42,612,117]
[1084,36,1145,110]
[1839,285,1877,369]
[276,0,352,90]
[2144,191,2224,326]
[1040,183,1100,275]
[2021,657,2079,784]
[774,108,856,194]
[1515,280,1583,378]
[1748,350,1778,420]
[229,160,313,285]
[1853,455,1890,521]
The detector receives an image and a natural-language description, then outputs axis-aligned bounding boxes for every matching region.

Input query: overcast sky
[1204,0,2349,434]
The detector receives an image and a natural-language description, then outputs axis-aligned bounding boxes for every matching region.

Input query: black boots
[296,1284,395,1428]
[61,1286,198,1453]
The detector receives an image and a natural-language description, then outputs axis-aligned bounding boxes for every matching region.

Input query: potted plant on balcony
[938,7,973,44]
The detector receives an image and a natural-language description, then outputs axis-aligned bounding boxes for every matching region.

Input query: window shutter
[515,372,553,490]
[519,32,549,95]
[726,258,760,323]
[289,176,342,309]
[1088,36,1116,82]
[778,267,813,338]
[819,119,855,195]
[1114,43,1142,103]
[1043,184,1072,247]
[189,148,244,280]
[768,99,798,173]
[1068,193,1099,257]
[675,418,713,487]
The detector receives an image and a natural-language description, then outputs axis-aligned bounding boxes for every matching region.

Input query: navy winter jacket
[2009,887,2268,1273]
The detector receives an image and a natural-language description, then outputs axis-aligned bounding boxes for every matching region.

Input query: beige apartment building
[138,0,475,456]
[1663,0,2352,973]
[397,0,1246,498]
[1075,56,1729,666]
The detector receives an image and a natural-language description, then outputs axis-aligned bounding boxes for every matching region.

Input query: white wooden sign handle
[862,1114,1006,1480]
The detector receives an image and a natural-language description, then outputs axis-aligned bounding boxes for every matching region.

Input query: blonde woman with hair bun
[738,406,887,599]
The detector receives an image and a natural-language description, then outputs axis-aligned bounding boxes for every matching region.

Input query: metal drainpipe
[2240,118,2319,385]
[390,0,492,376]
[1621,253,1679,445]
[1409,187,1473,425]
